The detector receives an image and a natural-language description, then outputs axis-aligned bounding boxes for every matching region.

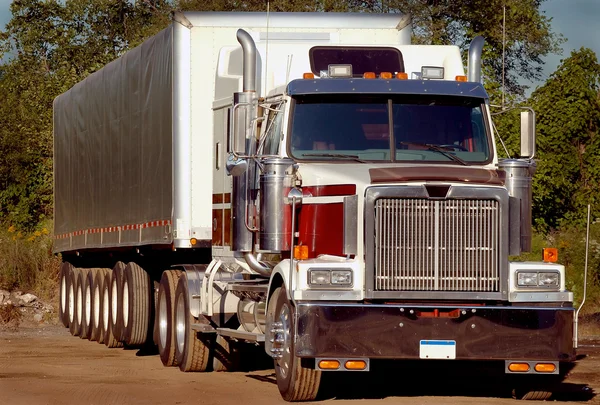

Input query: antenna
[502,4,506,109]
[264,1,270,97]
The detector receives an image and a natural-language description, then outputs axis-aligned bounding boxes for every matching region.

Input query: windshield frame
[286,94,493,165]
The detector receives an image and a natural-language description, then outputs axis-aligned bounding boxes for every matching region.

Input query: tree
[528,48,600,230]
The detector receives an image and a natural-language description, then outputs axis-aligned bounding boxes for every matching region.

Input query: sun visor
[309,46,404,77]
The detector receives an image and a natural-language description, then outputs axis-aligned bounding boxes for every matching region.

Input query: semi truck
[53,11,575,402]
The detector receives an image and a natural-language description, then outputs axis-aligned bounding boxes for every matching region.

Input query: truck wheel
[157,270,183,366]
[59,262,73,327]
[213,335,241,372]
[92,268,109,343]
[174,274,212,372]
[82,268,99,340]
[109,262,126,343]
[74,269,90,338]
[104,268,123,348]
[68,267,80,336]
[268,286,321,401]
[122,262,152,346]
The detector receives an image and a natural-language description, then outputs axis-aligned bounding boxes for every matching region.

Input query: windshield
[289,95,491,164]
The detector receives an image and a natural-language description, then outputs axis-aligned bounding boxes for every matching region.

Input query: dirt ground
[0,323,599,405]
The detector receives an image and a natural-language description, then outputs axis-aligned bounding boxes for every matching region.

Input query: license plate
[419,340,456,359]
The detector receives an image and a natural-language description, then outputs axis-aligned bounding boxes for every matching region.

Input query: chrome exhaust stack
[467,36,485,83]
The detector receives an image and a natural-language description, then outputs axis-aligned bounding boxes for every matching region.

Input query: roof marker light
[380,72,393,79]
[303,72,315,79]
[363,72,376,79]
[455,75,468,82]
[396,72,408,80]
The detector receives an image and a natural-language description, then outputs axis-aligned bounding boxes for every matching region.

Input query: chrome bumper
[295,303,575,361]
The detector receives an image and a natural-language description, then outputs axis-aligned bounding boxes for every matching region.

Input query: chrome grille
[374,199,499,292]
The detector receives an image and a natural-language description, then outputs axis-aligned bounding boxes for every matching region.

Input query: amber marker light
[303,72,315,79]
[543,248,558,263]
[319,360,340,370]
[380,72,393,79]
[294,245,309,260]
[190,238,198,246]
[345,360,367,370]
[508,363,530,372]
[534,363,556,373]
[396,72,408,80]
[455,75,468,82]
[363,72,376,79]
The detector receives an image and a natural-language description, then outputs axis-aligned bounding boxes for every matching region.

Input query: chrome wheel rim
[122,279,129,328]
[76,284,83,326]
[175,294,186,355]
[85,285,92,327]
[158,289,168,350]
[103,284,110,331]
[276,304,292,379]
[93,284,101,329]
[111,278,118,327]
[61,273,67,314]
[68,282,75,324]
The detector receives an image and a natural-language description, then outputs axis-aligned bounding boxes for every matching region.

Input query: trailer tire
[212,335,241,372]
[59,262,73,327]
[82,268,99,340]
[73,269,90,338]
[268,286,321,402]
[174,274,212,372]
[68,267,80,336]
[122,262,152,346]
[104,268,123,348]
[109,262,126,343]
[157,270,183,366]
[92,268,109,343]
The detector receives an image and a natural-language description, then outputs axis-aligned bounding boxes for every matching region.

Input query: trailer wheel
[213,335,241,372]
[174,274,212,372]
[68,267,80,336]
[122,262,152,346]
[157,270,183,366]
[268,286,321,401]
[104,268,123,348]
[82,268,99,340]
[109,262,126,343]
[73,269,90,338]
[59,262,73,327]
[92,268,109,343]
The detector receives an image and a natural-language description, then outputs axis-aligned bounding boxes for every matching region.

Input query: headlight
[516,271,560,288]
[308,269,353,287]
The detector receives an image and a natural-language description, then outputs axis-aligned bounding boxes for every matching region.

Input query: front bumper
[295,303,575,361]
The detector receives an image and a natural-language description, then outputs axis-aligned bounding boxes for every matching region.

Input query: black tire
[92,268,110,343]
[174,274,212,372]
[213,335,241,372]
[73,269,90,338]
[122,262,152,346]
[157,270,183,366]
[109,262,126,343]
[59,262,73,328]
[268,286,321,402]
[81,268,99,340]
[68,267,80,336]
[104,268,123,348]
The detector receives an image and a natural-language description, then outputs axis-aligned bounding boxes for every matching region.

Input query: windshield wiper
[302,153,366,163]
[399,142,468,166]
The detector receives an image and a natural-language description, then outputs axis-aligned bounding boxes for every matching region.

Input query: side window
[261,103,284,155]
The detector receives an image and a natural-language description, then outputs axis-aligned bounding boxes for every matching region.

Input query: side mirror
[520,110,535,158]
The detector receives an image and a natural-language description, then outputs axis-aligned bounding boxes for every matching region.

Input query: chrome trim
[180,264,205,318]
[364,185,509,300]
[343,195,358,256]
[294,290,362,301]
[509,291,573,303]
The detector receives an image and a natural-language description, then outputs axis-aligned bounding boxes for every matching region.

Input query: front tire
[267,286,321,402]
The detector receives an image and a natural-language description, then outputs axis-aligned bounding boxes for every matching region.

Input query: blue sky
[0,0,597,91]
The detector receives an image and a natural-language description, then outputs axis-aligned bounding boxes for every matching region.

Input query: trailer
[54,11,575,401]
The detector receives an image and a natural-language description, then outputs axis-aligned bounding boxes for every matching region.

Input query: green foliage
[0,221,61,301]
